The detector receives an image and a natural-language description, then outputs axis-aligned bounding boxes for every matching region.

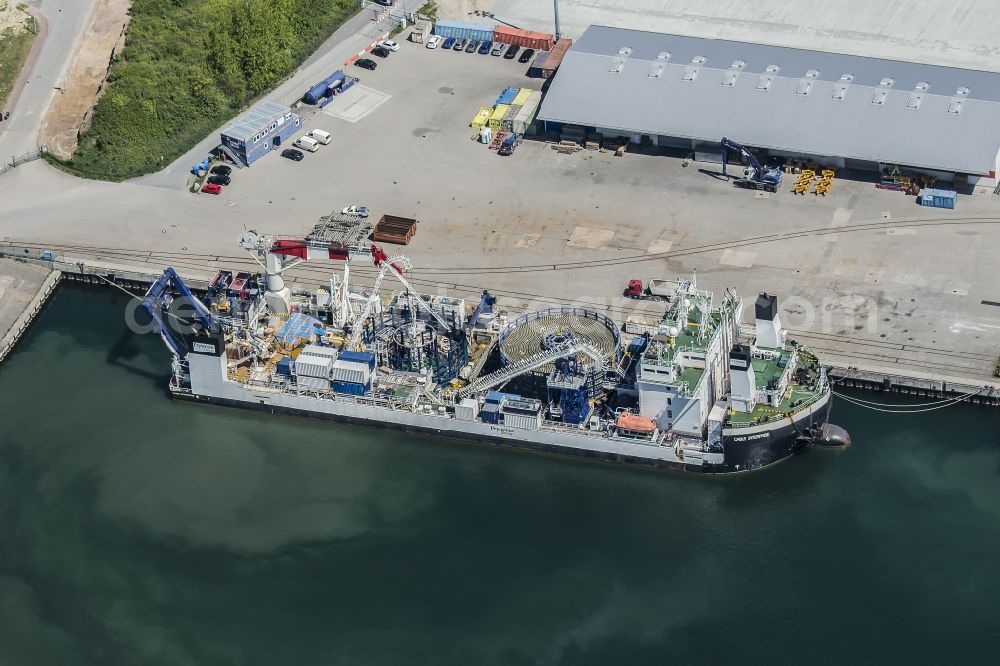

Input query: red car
[201,182,222,195]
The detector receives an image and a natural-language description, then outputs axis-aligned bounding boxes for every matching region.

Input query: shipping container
[331,359,372,385]
[433,19,494,43]
[339,350,376,370]
[481,403,500,424]
[512,91,542,134]
[488,104,511,130]
[540,38,572,78]
[500,104,521,133]
[493,26,555,51]
[495,87,519,106]
[295,354,333,378]
[486,391,518,405]
[455,398,479,422]
[297,375,330,391]
[504,412,541,431]
[512,88,534,106]
[276,357,293,376]
[470,106,491,128]
[301,344,338,361]
[919,188,956,209]
[331,381,367,396]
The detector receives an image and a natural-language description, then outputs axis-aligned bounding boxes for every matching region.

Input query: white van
[308,129,332,145]
[294,136,320,152]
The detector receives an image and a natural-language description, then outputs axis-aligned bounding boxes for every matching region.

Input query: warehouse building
[219,101,302,167]
[536,25,1000,185]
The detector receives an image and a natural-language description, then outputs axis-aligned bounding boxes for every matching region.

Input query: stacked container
[493,26,555,51]
[512,90,542,135]
[295,352,334,390]
[330,350,375,395]
[539,39,573,78]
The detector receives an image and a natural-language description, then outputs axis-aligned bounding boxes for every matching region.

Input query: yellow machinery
[814,169,836,196]
[793,169,815,195]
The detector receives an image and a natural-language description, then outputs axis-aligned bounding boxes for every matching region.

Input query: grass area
[49,0,359,181]
[0,12,37,113]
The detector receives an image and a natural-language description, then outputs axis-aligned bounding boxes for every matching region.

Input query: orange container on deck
[493,26,556,51]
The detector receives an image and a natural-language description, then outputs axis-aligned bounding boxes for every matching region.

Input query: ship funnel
[754,292,784,349]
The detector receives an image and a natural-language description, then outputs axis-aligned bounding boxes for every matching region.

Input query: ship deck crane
[142,267,218,357]
[240,230,368,314]
[347,244,455,350]
[720,137,782,193]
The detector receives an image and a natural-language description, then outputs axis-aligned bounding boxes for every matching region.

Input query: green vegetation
[53,0,358,181]
[0,12,36,113]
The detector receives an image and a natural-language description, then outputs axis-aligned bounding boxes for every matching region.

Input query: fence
[0,149,44,176]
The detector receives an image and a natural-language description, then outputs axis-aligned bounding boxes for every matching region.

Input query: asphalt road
[0,0,96,162]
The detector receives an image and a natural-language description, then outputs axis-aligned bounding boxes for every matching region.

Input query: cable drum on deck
[498,306,620,374]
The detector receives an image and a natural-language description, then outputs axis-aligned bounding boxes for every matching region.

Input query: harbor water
[0,283,998,665]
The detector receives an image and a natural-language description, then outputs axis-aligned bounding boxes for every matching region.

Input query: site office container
[919,188,956,209]
[433,20,494,43]
[493,26,555,51]
[540,38,573,78]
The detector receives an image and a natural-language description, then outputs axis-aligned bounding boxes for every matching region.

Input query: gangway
[142,267,217,357]
[457,339,608,399]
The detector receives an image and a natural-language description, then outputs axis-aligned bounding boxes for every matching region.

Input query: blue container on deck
[495,86,518,106]
[481,402,501,424]
[485,391,518,405]
[276,357,293,376]
[339,350,376,371]
[919,188,956,209]
[331,380,367,396]
[433,19,494,42]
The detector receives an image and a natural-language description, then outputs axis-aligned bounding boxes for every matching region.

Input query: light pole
[553,0,561,39]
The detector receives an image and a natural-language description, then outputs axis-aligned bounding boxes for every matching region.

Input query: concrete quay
[0,257,60,364]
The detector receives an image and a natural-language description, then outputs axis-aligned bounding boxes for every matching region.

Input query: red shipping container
[541,38,573,78]
[493,26,555,51]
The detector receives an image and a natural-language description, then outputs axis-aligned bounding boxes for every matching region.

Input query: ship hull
[172,382,832,475]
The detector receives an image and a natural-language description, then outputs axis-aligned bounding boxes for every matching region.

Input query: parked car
[441,37,456,50]
[355,58,377,70]
[478,40,492,54]
[498,133,520,156]
[380,39,400,52]
[210,165,232,176]
[518,48,535,63]
[503,44,520,60]
[465,40,478,53]
[281,149,304,161]
[342,205,369,217]
[207,175,231,186]
[491,42,505,56]
[201,183,222,195]
[371,46,390,58]
[426,35,442,49]
[453,38,466,51]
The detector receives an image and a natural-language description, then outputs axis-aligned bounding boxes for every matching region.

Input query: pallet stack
[372,214,417,245]
[813,169,835,196]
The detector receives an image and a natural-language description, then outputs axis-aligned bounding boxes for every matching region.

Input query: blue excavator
[720,137,782,193]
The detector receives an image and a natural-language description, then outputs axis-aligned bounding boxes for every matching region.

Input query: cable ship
[142,227,848,473]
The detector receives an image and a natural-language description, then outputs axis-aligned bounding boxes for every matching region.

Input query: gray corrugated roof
[221,101,293,142]
[537,25,1000,174]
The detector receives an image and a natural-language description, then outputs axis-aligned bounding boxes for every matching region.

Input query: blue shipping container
[919,188,956,209]
[331,381,367,396]
[339,350,376,370]
[277,357,293,376]
[495,86,518,106]
[433,19,494,42]
[481,403,501,423]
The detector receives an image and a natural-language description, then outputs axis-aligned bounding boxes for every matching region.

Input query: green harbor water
[1,283,998,665]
